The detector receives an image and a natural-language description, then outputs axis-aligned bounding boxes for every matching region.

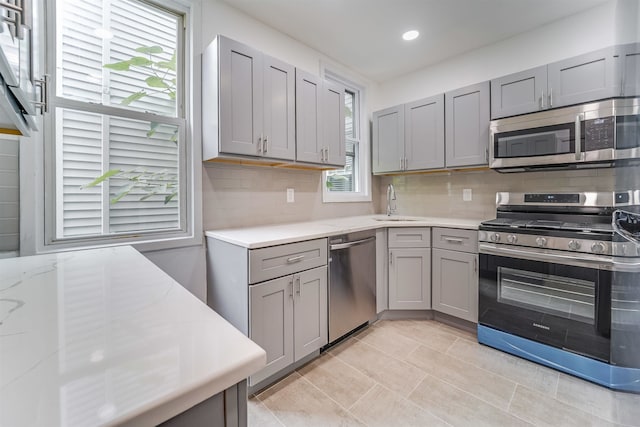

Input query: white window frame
[322,69,371,203]
[36,0,202,253]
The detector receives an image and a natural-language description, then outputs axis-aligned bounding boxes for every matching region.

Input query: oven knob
[507,234,517,244]
[490,233,501,242]
[591,242,606,254]
[568,240,581,251]
[535,237,547,247]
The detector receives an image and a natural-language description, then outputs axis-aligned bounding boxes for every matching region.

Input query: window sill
[322,192,372,203]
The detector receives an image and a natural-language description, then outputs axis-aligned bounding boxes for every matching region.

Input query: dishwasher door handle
[330,236,375,251]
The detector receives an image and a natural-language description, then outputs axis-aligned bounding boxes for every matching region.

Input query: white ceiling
[219,0,609,83]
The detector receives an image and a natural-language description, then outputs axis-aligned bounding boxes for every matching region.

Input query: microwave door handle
[575,114,584,161]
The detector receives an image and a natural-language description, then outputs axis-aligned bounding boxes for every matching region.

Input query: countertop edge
[205,215,485,249]
[115,349,266,427]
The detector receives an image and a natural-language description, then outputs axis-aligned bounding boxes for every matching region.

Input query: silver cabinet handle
[263,135,268,153]
[289,279,294,298]
[575,113,584,161]
[295,275,301,297]
[540,89,545,109]
[286,255,305,263]
[257,135,263,153]
[444,237,464,244]
[473,257,477,273]
[389,251,393,265]
[549,87,553,108]
[400,158,403,170]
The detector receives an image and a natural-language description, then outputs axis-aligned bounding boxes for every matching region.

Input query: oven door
[479,244,611,362]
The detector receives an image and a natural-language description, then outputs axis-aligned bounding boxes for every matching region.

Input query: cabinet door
[547,46,620,108]
[445,82,489,168]
[218,36,263,156]
[388,248,431,310]
[372,105,404,173]
[262,55,295,160]
[249,276,294,386]
[432,248,478,323]
[323,80,346,167]
[404,94,445,170]
[621,43,640,96]
[293,266,328,360]
[296,69,323,163]
[490,66,547,119]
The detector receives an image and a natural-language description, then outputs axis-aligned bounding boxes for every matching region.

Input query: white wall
[374,0,621,109]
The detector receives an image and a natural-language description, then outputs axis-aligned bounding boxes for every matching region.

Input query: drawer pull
[286,255,305,263]
[444,237,464,244]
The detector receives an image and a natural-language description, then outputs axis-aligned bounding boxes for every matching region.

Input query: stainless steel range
[477,191,640,392]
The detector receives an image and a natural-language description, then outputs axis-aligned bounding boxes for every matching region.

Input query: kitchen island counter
[0,246,266,427]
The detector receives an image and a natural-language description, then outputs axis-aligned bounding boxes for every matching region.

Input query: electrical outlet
[463,188,472,202]
[286,188,294,203]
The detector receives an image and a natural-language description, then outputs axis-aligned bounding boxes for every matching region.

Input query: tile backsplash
[378,167,618,220]
[202,163,379,230]
[203,162,629,231]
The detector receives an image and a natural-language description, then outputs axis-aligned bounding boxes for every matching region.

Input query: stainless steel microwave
[489,98,640,172]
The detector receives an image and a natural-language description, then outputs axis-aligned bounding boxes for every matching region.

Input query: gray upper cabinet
[296,70,346,167]
[547,46,620,108]
[323,80,346,166]
[490,66,547,120]
[445,82,489,167]
[203,35,295,161]
[296,70,323,164]
[491,46,622,119]
[372,105,404,173]
[263,55,296,160]
[372,95,444,174]
[620,43,640,96]
[405,95,445,170]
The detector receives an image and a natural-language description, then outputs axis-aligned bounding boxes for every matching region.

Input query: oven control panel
[478,230,617,256]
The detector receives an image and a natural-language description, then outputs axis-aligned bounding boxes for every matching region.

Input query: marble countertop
[205,215,486,248]
[0,246,266,427]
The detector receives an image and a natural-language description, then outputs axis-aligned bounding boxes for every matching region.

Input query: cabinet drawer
[432,228,477,253]
[249,238,327,284]
[388,228,430,248]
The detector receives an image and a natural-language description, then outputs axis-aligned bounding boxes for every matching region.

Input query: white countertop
[205,215,485,248]
[0,246,266,427]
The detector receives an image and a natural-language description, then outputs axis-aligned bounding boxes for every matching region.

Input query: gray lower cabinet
[388,228,431,310]
[491,46,621,119]
[249,266,327,386]
[445,82,489,167]
[431,228,478,323]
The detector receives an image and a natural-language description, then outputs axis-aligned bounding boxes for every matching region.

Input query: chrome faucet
[386,184,396,216]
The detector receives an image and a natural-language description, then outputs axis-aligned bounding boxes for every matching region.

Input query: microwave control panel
[584,116,615,151]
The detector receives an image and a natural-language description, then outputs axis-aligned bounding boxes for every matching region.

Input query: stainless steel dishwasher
[328,230,376,343]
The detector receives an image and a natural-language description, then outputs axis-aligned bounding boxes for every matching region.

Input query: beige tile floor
[249,319,640,427]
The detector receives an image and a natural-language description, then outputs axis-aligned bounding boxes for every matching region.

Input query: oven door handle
[479,243,616,270]
[480,243,640,272]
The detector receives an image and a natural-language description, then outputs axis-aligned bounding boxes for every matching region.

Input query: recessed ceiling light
[402,30,419,41]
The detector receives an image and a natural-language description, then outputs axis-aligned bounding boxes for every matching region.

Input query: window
[45,0,190,245]
[323,72,371,203]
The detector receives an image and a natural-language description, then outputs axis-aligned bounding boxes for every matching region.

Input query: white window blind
[326,88,358,192]
[52,0,185,242]
[0,138,19,255]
